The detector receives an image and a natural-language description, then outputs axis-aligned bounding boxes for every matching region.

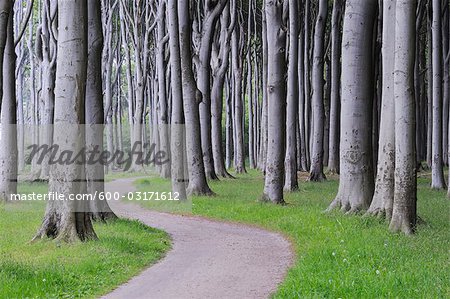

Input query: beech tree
[167,0,187,200]
[262,0,287,204]
[0,2,17,201]
[390,0,417,234]
[327,0,343,174]
[86,0,116,220]
[327,0,376,213]
[284,0,299,192]
[367,0,396,219]
[33,0,96,242]
[309,0,328,182]
[430,0,446,189]
[178,0,213,195]
[2,0,448,241]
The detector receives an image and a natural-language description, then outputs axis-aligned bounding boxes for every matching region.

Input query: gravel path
[103,178,293,299]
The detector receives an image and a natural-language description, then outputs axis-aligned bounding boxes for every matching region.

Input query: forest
[0,0,449,298]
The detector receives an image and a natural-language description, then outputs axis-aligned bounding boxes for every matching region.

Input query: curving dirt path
[103,178,293,299]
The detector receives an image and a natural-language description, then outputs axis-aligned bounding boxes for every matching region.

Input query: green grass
[137,170,449,298]
[0,182,171,298]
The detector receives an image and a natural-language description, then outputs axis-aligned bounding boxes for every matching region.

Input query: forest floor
[134,169,449,298]
[0,183,171,298]
[103,178,293,298]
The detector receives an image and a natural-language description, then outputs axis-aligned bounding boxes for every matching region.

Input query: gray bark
[196,0,227,180]
[443,2,449,165]
[178,0,212,196]
[258,5,268,172]
[156,0,171,178]
[303,0,311,170]
[0,4,17,202]
[167,0,187,200]
[0,0,11,114]
[327,0,343,174]
[309,0,328,182]
[85,0,116,220]
[390,0,417,235]
[38,0,57,180]
[211,0,235,178]
[367,0,396,219]
[430,0,446,189]
[297,17,308,172]
[102,0,117,172]
[231,24,246,174]
[284,0,299,191]
[426,6,433,167]
[327,0,376,213]
[262,0,287,204]
[33,0,97,242]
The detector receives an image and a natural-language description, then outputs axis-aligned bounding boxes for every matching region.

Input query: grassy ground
[0,182,171,298]
[137,170,449,298]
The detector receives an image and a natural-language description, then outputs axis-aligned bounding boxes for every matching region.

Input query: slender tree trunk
[298,19,308,172]
[390,0,417,235]
[430,0,446,189]
[178,0,212,196]
[284,0,299,191]
[258,6,269,172]
[38,1,57,180]
[167,0,187,200]
[443,2,449,165]
[211,1,234,179]
[225,73,233,169]
[262,0,287,204]
[156,1,171,179]
[309,0,328,182]
[367,0,396,219]
[0,5,17,201]
[85,0,116,220]
[426,6,433,167]
[328,0,343,174]
[196,1,226,181]
[33,0,97,243]
[327,0,376,213]
[304,0,311,170]
[232,26,246,174]
[0,0,11,114]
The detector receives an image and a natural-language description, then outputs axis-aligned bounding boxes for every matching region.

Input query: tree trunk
[38,0,57,180]
[366,0,396,219]
[211,1,234,179]
[225,73,233,169]
[309,0,328,182]
[156,0,171,179]
[196,1,226,181]
[303,0,312,171]
[232,26,246,174]
[328,0,343,174]
[430,0,446,189]
[284,0,299,191]
[298,19,308,172]
[258,6,269,172]
[262,0,287,204]
[0,0,11,114]
[327,0,376,213]
[167,0,187,200]
[390,0,417,235]
[33,0,97,243]
[426,7,433,168]
[85,0,116,221]
[442,2,449,166]
[0,5,17,202]
[178,0,212,196]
